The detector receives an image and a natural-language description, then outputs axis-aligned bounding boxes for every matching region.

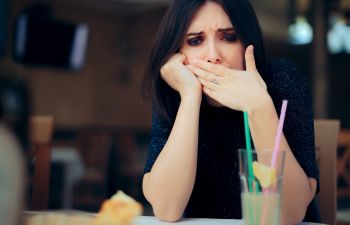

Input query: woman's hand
[187,45,269,112]
[160,53,202,100]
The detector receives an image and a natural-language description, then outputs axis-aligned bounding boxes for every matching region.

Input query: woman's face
[180,1,245,106]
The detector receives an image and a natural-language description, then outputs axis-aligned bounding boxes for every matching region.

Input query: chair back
[337,129,350,197]
[73,130,113,209]
[337,129,350,224]
[29,115,54,210]
[314,119,340,225]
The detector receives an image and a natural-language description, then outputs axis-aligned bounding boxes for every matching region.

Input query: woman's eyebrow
[186,27,234,36]
[186,31,203,37]
[218,27,235,32]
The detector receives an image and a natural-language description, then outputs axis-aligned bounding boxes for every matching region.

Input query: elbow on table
[282,206,307,225]
[152,203,183,223]
[291,211,306,225]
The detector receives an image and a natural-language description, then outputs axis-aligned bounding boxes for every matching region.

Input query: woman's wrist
[247,91,274,115]
[247,94,280,151]
[180,91,202,104]
[248,93,277,124]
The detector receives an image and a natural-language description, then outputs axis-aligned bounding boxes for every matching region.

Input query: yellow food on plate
[93,190,143,225]
[252,161,276,188]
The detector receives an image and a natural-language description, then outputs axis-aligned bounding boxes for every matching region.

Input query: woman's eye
[222,33,237,42]
[187,36,203,46]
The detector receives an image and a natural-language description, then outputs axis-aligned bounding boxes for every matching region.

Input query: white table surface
[134,216,326,225]
[24,212,327,225]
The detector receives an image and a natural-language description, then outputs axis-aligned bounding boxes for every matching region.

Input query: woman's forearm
[143,96,201,222]
[248,96,317,225]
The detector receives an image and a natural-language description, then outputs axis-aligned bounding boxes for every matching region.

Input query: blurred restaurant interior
[0,0,350,224]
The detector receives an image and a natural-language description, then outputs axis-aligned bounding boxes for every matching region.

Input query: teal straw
[243,111,254,192]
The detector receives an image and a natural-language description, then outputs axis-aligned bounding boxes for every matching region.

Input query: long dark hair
[142,0,266,123]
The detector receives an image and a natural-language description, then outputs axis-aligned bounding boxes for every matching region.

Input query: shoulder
[266,59,305,83]
[265,59,313,119]
[267,58,298,73]
[0,124,25,225]
[265,59,310,97]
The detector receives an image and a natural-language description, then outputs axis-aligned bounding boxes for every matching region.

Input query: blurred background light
[288,15,313,45]
[327,14,350,54]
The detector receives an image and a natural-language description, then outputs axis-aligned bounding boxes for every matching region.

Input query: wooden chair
[73,130,113,210]
[314,119,340,225]
[29,115,54,210]
[337,129,350,225]
[337,129,350,197]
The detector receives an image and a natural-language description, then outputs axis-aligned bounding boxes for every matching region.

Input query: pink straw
[260,100,288,225]
[271,100,288,168]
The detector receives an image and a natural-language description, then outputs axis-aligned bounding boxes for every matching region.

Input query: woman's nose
[205,41,221,64]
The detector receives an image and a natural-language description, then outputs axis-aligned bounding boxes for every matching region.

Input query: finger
[161,54,186,75]
[193,59,228,77]
[198,77,217,90]
[177,55,187,64]
[244,45,266,86]
[202,86,218,100]
[184,58,189,65]
[171,53,187,64]
[245,45,257,72]
[187,65,221,82]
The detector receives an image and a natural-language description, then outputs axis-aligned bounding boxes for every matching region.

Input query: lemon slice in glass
[252,161,276,188]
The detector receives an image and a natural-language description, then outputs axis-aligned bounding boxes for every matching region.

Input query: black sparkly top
[144,59,320,222]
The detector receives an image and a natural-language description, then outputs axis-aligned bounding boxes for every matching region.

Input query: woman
[0,73,27,225]
[142,0,319,224]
